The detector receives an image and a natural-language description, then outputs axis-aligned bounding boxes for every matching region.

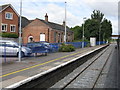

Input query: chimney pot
[45,13,48,22]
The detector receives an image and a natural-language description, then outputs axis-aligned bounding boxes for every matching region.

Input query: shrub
[59,43,75,52]
[0,32,18,38]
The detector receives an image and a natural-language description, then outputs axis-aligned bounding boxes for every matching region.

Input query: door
[40,34,45,41]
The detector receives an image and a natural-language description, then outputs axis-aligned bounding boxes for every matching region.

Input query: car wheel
[45,52,47,56]
[17,52,25,58]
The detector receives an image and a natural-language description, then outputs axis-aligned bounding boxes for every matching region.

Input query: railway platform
[1,44,119,89]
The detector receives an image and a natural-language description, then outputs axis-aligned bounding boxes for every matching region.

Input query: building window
[1,24,7,32]
[40,33,45,41]
[5,12,13,20]
[54,32,57,42]
[10,25,16,32]
[28,36,34,43]
[58,33,61,43]
[61,33,63,43]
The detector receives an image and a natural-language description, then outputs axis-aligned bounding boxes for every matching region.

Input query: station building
[22,13,74,44]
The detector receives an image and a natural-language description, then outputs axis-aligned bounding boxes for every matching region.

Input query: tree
[84,19,99,40]
[101,18,112,41]
[71,10,112,42]
[70,26,82,40]
[85,10,112,41]
[91,10,104,23]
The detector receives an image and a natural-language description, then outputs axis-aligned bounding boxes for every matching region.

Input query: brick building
[0,4,19,35]
[22,13,74,44]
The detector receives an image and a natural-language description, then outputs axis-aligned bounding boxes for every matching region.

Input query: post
[4,42,6,63]
[64,2,67,43]
[99,24,101,45]
[18,0,22,62]
[82,17,86,48]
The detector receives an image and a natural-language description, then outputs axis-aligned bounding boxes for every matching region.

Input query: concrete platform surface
[0,45,108,88]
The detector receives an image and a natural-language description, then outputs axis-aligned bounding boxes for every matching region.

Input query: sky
[0,0,119,35]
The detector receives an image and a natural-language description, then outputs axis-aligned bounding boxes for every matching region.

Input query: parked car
[26,42,49,55]
[39,41,53,52]
[0,40,32,57]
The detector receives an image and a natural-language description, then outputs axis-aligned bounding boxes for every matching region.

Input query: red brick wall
[22,19,74,44]
[22,19,50,44]
[1,6,19,35]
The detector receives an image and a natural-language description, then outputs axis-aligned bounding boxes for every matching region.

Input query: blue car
[26,42,49,55]
[39,41,53,52]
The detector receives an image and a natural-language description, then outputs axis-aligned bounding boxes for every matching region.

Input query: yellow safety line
[0,49,90,78]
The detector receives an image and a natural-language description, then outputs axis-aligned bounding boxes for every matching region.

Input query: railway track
[50,45,113,89]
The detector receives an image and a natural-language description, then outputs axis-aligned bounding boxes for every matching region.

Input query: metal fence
[49,42,88,53]
[1,41,107,60]
[96,41,107,45]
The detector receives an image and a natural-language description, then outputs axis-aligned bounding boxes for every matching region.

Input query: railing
[96,41,107,45]
[49,42,88,53]
[66,42,88,48]
[1,41,107,58]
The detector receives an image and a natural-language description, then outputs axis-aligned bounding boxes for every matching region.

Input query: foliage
[0,32,18,38]
[59,43,75,52]
[70,26,82,40]
[101,18,112,41]
[71,10,112,42]
[91,10,104,23]
[84,19,100,40]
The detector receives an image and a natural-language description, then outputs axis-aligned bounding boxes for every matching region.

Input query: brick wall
[22,19,74,44]
[1,6,19,35]
[22,19,50,44]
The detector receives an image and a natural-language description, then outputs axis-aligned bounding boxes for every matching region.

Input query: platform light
[18,0,22,62]
[82,17,87,48]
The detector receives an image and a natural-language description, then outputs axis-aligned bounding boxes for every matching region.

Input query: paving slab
[0,76,28,88]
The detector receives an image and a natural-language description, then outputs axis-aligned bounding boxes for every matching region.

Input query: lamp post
[18,0,22,62]
[64,2,67,43]
[99,24,101,45]
[82,17,86,48]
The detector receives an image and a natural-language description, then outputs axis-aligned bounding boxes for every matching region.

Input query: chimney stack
[45,13,48,22]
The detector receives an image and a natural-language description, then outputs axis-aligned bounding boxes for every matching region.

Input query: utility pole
[82,17,86,48]
[64,2,67,43]
[99,24,101,45]
[18,0,22,62]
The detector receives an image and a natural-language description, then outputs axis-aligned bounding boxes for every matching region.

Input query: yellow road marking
[0,49,92,78]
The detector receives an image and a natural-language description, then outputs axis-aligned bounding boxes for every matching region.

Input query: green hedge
[0,32,18,38]
[59,43,75,52]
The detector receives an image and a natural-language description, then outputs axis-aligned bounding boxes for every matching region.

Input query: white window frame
[5,12,13,20]
[1,23,7,32]
[40,33,46,41]
[10,24,16,32]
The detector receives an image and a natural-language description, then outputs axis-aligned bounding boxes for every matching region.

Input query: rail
[57,45,112,89]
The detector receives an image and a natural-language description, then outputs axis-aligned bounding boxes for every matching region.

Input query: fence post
[4,42,6,63]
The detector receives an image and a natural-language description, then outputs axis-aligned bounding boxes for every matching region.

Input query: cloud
[0,0,119,35]
[84,0,119,16]
[83,0,119,35]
